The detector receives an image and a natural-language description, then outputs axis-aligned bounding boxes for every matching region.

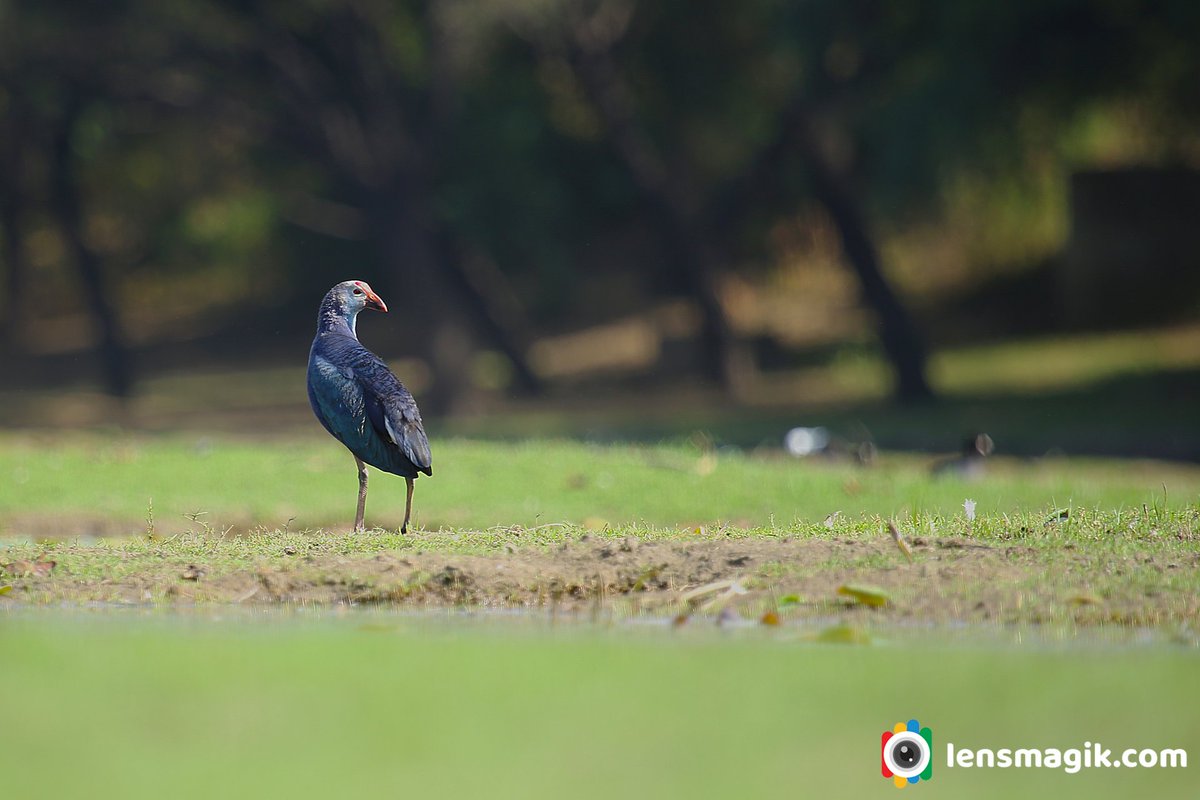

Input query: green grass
[1,433,1198,798]
[2,433,1197,627]
[5,504,1197,627]
[3,433,1199,536]
[0,611,1196,800]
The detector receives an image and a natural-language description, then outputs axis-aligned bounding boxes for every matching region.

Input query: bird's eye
[352,288,364,296]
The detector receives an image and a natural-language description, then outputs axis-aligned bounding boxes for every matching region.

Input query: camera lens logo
[881,719,933,788]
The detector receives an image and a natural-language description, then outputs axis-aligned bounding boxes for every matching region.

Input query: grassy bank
[2,435,1197,627]
[2,433,1197,799]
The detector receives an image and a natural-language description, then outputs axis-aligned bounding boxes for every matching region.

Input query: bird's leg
[354,456,368,533]
[402,477,415,535]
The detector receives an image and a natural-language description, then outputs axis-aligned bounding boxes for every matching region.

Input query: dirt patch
[0,512,144,540]
[6,532,1197,628]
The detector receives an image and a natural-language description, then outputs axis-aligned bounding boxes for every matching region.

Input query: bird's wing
[307,347,364,442]
[357,356,433,475]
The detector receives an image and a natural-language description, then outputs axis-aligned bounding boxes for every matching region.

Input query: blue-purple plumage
[307,283,431,482]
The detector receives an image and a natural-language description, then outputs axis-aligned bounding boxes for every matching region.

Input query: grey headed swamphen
[307,280,432,533]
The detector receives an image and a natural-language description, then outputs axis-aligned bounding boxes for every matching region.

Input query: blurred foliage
[0,0,1197,405]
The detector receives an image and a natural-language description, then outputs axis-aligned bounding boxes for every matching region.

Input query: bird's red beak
[364,289,388,313]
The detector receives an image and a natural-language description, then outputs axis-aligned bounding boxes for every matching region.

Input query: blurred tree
[528,1,751,394]
[510,0,932,400]
[180,0,545,412]
[0,4,135,396]
[49,85,133,397]
[0,84,31,345]
[2,0,1196,409]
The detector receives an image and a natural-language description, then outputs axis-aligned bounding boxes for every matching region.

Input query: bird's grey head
[318,280,388,335]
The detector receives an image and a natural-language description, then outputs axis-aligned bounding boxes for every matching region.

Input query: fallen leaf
[760,610,781,626]
[3,559,56,577]
[837,584,892,607]
[811,624,871,645]
[0,585,12,596]
[680,578,747,603]
[777,594,801,607]
[1045,509,1070,525]
[1067,593,1104,606]
[887,520,914,563]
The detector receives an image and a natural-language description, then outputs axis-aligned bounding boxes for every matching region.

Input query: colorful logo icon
[881,719,933,788]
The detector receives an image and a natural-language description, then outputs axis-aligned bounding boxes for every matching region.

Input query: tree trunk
[644,196,750,392]
[792,113,933,403]
[441,243,543,395]
[0,195,25,346]
[563,44,748,395]
[366,183,547,412]
[49,92,133,398]
[367,194,475,415]
[0,89,29,345]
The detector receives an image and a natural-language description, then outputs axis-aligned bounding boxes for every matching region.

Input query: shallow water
[1,602,1191,652]
[3,602,1196,800]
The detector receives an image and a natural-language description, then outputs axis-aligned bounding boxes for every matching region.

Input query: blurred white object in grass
[964,499,977,521]
[785,426,830,457]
